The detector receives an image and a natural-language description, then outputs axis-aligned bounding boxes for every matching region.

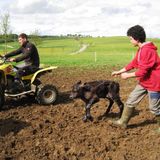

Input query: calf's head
[70,80,83,99]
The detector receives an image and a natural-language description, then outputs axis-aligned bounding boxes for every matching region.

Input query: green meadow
[0,36,160,68]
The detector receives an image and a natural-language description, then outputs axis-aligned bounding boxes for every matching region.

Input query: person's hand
[9,58,16,62]
[112,71,121,76]
[0,54,5,58]
[121,73,129,79]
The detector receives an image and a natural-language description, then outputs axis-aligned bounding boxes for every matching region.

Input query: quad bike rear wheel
[0,85,5,110]
[36,84,58,105]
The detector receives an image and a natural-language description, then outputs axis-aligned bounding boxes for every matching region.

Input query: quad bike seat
[21,68,42,80]
[22,66,57,81]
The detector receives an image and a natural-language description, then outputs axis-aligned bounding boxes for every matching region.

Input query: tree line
[0,13,44,52]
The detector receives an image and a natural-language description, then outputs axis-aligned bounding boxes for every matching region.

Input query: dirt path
[0,67,160,160]
[70,44,89,55]
[1,45,14,48]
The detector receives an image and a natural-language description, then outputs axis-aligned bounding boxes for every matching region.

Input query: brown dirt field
[0,67,160,160]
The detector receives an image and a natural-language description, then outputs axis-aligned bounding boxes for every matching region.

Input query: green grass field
[0,36,160,68]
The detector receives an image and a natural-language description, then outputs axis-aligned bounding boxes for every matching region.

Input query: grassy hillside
[0,36,160,68]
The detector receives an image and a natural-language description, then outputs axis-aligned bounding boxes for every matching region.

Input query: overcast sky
[0,0,160,37]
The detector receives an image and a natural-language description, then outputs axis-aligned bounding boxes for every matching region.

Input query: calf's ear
[77,80,82,84]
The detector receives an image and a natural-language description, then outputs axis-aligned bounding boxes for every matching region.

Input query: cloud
[0,0,160,37]
[9,0,64,14]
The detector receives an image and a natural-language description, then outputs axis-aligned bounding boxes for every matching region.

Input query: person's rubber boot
[110,107,135,129]
[154,116,160,134]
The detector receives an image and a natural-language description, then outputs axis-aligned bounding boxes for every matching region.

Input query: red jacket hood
[141,42,157,51]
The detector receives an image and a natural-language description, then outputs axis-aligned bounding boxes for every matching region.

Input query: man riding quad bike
[0,55,58,110]
[0,33,58,110]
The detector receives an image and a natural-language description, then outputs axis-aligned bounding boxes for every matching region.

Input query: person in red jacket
[111,25,160,133]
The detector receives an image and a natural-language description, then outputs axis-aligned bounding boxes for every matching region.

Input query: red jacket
[125,42,160,91]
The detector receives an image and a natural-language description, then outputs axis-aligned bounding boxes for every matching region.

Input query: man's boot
[111,106,135,129]
[12,79,24,92]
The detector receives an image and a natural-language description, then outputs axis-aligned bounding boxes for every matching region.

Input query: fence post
[94,52,97,62]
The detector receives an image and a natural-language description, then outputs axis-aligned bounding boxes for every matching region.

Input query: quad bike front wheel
[36,84,58,105]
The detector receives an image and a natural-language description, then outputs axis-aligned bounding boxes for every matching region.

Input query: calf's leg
[83,98,98,122]
[114,98,124,118]
[98,97,114,120]
[105,97,114,115]
[83,104,93,122]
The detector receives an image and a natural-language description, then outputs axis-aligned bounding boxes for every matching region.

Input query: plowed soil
[0,67,160,160]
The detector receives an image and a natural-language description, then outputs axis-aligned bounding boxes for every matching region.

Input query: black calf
[70,80,124,122]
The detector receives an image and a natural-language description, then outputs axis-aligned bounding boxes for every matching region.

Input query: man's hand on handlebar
[0,55,16,62]
[0,54,5,58]
[8,58,16,62]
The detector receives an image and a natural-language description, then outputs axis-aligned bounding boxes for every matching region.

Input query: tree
[30,29,42,46]
[0,13,11,53]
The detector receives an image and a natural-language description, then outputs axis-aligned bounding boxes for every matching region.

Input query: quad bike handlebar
[0,55,18,69]
[0,55,11,64]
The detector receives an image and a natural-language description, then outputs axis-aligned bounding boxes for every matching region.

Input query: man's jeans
[126,84,160,116]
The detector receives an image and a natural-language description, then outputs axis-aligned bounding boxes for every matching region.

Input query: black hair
[127,25,146,43]
[18,33,28,39]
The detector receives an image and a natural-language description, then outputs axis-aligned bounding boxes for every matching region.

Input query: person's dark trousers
[15,65,39,80]
[14,65,39,91]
